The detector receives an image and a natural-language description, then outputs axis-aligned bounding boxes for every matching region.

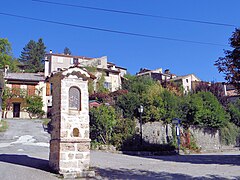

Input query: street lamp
[138,105,144,145]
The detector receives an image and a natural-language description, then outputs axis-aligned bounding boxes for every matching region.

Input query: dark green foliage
[141,83,164,122]
[116,92,140,119]
[180,92,228,128]
[227,99,240,126]
[90,74,235,150]
[112,117,136,149]
[122,75,155,95]
[220,122,240,145]
[160,89,180,124]
[63,47,71,55]
[19,38,46,72]
[90,105,117,144]
[117,75,157,120]
[90,105,136,149]
[215,28,240,92]
[25,95,44,119]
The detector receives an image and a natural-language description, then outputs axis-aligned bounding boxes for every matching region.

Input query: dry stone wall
[137,121,224,152]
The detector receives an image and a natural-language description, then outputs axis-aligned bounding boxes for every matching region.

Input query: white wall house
[4,72,46,119]
[171,74,200,94]
[44,51,127,92]
[136,68,176,83]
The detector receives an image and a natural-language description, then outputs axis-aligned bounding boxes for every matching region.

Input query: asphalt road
[0,119,240,180]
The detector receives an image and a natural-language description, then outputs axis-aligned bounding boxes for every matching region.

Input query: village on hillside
[2,49,239,120]
[0,37,239,152]
[1,1,240,178]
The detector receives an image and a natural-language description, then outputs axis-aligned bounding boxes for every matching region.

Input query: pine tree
[64,47,71,55]
[19,38,46,72]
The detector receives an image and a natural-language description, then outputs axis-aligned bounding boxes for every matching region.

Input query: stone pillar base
[62,170,95,179]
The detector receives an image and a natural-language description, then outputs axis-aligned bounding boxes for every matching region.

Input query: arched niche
[69,86,81,111]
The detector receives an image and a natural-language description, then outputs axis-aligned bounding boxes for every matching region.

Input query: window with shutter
[46,82,51,96]
[27,85,35,96]
[12,84,21,96]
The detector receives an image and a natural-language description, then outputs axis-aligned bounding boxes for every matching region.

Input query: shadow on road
[94,167,193,179]
[0,154,53,172]
[94,167,229,179]
[137,154,240,166]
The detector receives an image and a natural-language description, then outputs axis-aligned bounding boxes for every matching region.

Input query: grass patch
[0,120,8,132]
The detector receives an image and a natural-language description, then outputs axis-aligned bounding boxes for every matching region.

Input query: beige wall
[181,74,200,94]
[5,81,47,119]
[50,56,72,72]
[46,54,125,93]
[47,55,108,76]
[92,71,122,92]
[80,56,108,69]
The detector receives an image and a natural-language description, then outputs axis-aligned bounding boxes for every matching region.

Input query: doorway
[13,103,20,118]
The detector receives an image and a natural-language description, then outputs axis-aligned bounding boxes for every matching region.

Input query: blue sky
[1,0,239,82]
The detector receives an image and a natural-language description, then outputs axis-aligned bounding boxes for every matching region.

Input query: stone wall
[136,121,172,144]
[189,126,221,152]
[138,121,224,152]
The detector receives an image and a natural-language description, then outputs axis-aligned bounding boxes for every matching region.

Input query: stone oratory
[48,67,95,178]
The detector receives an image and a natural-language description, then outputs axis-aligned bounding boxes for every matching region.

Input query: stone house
[223,83,240,102]
[136,68,176,85]
[136,68,201,94]
[44,51,127,92]
[44,51,127,117]
[2,51,126,119]
[3,70,47,119]
[171,74,201,94]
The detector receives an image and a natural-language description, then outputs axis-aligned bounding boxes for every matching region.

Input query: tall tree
[0,38,19,71]
[19,38,46,72]
[215,28,240,91]
[64,47,71,55]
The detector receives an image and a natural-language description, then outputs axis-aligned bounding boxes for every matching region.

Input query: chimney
[44,56,50,77]
[164,69,170,74]
[4,65,9,76]
[223,83,227,96]
[49,50,52,54]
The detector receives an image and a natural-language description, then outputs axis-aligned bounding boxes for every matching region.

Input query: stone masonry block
[60,143,75,151]
[84,130,89,139]
[75,153,84,159]
[77,143,90,152]
[60,153,67,160]
[68,153,75,160]
[60,161,78,169]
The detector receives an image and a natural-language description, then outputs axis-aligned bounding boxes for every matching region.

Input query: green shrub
[90,105,117,144]
[180,92,229,128]
[220,122,240,145]
[227,99,240,127]
[25,95,44,119]
[111,118,135,149]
